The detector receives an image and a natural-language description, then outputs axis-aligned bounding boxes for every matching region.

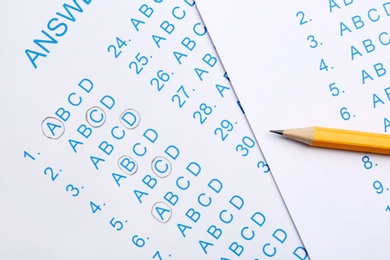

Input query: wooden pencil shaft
[279,127,390,155]
[313,127,390,154]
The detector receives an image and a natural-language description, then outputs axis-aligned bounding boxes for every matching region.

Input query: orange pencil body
[271,126,390,155]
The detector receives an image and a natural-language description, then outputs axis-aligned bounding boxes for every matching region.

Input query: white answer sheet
[196,0,390,259]
[0,0,308,259]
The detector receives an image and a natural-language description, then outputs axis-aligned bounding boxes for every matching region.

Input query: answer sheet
[196,0,390,259]
[0,0,307,259]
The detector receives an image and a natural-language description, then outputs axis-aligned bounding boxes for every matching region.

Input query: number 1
[24,151,35,160]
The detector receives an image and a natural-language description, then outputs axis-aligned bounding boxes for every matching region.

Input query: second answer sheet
[196,0,390,259]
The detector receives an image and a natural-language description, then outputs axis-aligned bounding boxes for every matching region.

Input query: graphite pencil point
[270,130,284,135]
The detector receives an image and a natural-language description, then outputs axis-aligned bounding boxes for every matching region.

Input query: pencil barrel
[312,127,390,155]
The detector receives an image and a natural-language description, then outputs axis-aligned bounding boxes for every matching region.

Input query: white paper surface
[196,0,390,259]
[0,1,307,259]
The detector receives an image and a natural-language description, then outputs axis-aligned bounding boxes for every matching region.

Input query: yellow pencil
[270,126,390,155]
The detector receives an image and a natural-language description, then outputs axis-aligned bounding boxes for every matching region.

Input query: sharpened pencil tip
[270,130,284,135]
